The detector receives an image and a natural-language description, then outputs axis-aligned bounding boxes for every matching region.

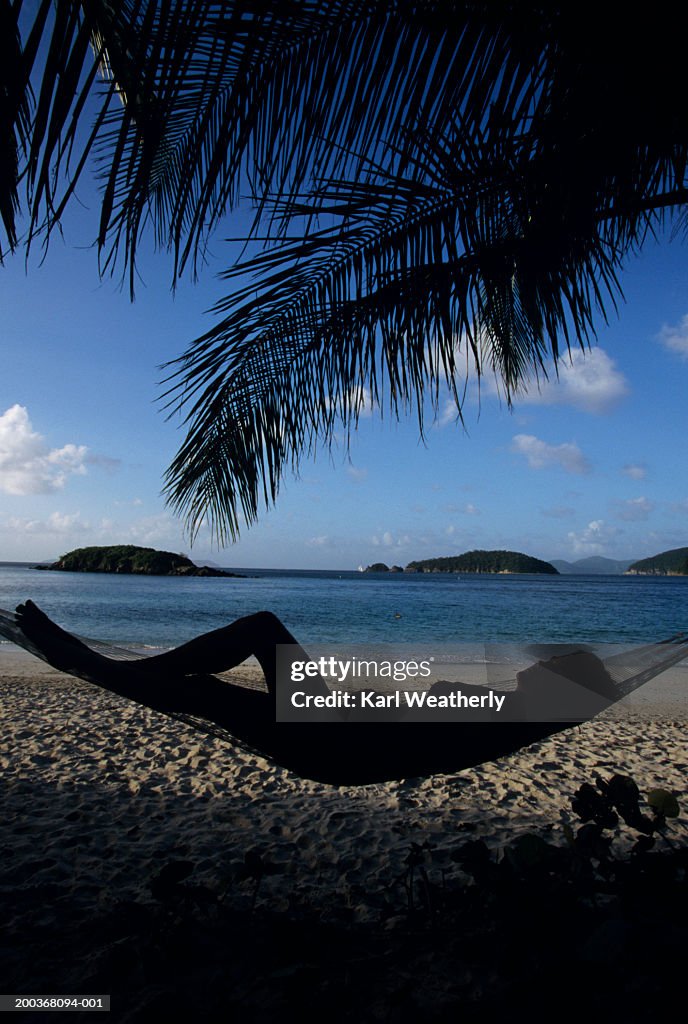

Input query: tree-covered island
[405,550,559,574]
[625,547,688,576]
[35,546,245,578]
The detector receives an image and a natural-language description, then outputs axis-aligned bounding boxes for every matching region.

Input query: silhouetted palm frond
[5,2,688,540]
[15,1,534,284]
[0,0,32,258]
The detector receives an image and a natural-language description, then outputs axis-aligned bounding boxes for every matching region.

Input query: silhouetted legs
[15,602,329,705]
[137,610,329,696]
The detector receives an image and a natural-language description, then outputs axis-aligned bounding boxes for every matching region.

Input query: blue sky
[1,193,687,569]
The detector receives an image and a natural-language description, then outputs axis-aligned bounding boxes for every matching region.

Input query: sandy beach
[1,646,686,1020]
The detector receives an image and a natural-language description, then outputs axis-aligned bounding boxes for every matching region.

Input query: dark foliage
[1,773,685,1021]
[4,2,688,539]
[407,549,558,573]
[38,544,195,575]
[627,546,688,576]
[35,544,242,576]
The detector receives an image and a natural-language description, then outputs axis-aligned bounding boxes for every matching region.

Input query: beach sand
[1,646,686,1020]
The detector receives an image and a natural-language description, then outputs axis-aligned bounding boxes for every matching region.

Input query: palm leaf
[5,2,688,541]
[159,132,629,539]
[11,3,554,276]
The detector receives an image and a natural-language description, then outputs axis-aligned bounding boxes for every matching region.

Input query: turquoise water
[1,562,688,649]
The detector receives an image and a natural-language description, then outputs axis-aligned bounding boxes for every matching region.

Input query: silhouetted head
[517,650,618,699]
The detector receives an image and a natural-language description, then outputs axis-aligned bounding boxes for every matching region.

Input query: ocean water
[1,561,688,651]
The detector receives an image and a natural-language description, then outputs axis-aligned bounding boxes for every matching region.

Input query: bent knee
[246,610,283,628]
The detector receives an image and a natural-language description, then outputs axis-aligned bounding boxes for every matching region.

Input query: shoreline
[2,647,686,878]
[1,648,686,1016]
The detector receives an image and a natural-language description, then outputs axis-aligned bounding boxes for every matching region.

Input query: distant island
[549,555,633,575]
[625,547,688,576]
[363,550,558,574]
[35,545,245,578]
[407,550,558,574]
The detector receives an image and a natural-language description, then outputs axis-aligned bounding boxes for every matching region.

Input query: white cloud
[0,508,190,561]
[122,513,186,547]
[622,463,647,480]
[567,520,620,556]
[612,496,654,522]
[438,399,461,427]
[371,531,411,550]
[356,386,376,418]
[2,511,88,535]
[307,535,329,547]
[347,465,368,482]
[329,386,377,422]
[511,434,591,474]
[0,405,89,495]
[656,314,688,359]
[514,349,629,413]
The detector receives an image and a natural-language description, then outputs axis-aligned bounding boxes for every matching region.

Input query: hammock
[1,607,686,785]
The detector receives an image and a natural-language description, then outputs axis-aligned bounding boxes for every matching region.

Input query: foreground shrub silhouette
[1,772,685,1020]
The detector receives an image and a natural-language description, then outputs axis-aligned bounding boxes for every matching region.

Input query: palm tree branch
[162,112,663,541]
[13,2,560,286]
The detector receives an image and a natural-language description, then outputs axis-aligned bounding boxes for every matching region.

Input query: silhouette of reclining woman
[4,600,685,786]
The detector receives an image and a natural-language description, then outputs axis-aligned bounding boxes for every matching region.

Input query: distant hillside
[406,550,558,575]
[36,545,243,577]
[550,556,633,575]
[626,547,688,576]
